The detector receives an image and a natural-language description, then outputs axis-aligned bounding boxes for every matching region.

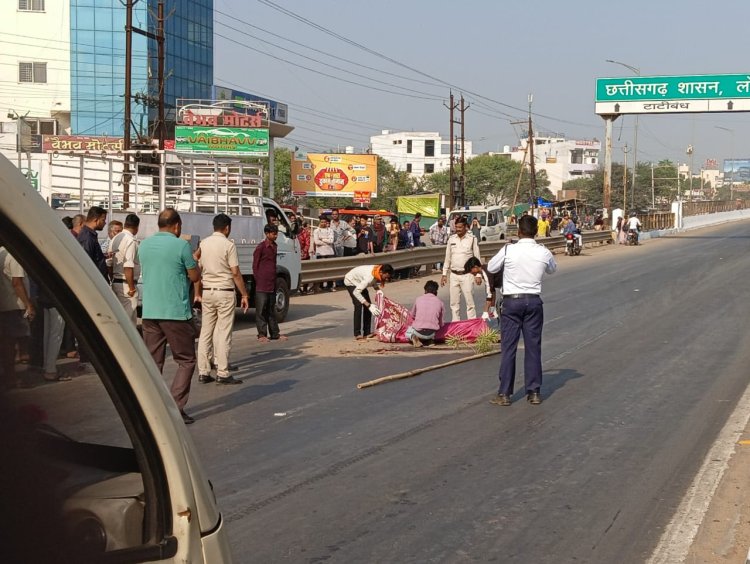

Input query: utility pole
[527,94,537,212]
[156,0,166,149]
[622,144,629,213]
[123,0,137,205]
[458,94,469,209]
[444,92,458,210]
[686,145,694,201]
[651,162,655,208]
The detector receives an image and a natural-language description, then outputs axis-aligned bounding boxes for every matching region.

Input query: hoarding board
[291,153,377,198]
[723,159,750,183]
[174,126,269,156]
[595,73,750,115]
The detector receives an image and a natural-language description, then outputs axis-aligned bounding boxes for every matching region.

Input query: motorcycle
[565,232,582,256]
[627,228,639,246]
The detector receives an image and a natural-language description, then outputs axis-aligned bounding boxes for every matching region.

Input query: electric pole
[458,94,469,209]
[622,144,629,213]
[527,94,537,211]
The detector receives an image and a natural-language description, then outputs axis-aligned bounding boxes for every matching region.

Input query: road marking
[647,387,750,563]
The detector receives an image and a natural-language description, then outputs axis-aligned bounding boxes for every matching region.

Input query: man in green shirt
[138,209,201,424]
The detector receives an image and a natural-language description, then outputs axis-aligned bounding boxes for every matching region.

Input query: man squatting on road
[487,214,556,406]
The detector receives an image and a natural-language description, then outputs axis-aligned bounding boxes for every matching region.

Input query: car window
[0,228,175,561]
[487,212,497,226]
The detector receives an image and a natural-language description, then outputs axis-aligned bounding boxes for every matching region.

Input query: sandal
[65,351,80,359]
[257,336,270,343]
[355,335,365,341]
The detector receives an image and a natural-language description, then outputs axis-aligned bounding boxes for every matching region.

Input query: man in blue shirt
[562,214,583,251]
[77,206,108,279]
[409,212,423,247]
[138,208,201,424]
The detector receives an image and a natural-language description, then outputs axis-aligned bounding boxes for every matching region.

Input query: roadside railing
[683,199,750,216]
[642,212,674,231]
[299,232,612,284]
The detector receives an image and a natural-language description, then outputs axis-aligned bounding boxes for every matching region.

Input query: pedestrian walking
[109,213,140,326]
[487,215,557,406]
[253,223,287,344]
[138,209,202,424]
[196,213,249,385]
[440,216,481,320]
[343,264,394,340]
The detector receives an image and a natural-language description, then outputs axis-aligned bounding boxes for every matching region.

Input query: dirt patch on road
[297,336,478,358]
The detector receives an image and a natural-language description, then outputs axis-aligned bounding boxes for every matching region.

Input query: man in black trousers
[486,215,557,406]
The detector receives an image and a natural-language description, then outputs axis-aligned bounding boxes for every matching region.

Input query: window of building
[407,140,412,154]
[425,140,435,157]
[19,62,47,83]
[570,148,583,164]
[28,119,58,135]
[425,163,435,173]
[406,163,412,173]
[18,0,44,11]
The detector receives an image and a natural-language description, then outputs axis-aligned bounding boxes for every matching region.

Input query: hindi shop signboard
[174,100,270,156]
[595,73,750,115]
[291,153,377,198]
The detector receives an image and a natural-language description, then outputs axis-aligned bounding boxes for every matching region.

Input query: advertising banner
[43,135,124,153]
[174,126,269,156]
[396,194,441,219]
[291,153,377,198]
[723,159,750,184]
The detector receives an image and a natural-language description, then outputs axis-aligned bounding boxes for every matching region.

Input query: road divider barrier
[300,232,613,285]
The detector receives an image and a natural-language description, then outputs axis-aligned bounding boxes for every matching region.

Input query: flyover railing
[299,232,612,284]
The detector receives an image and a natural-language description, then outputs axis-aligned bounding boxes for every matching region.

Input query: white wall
[370,130,474,178]
[0,1,71,127]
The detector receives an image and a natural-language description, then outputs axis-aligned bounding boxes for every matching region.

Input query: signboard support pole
[269,137,275,199]
[602,114,618,225]
[158,153,166,210]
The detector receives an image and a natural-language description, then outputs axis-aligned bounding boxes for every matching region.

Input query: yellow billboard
[291,153,377,198]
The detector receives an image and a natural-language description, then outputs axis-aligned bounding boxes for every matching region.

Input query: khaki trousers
[449,272,477,321]
[112,282,138,326]
[197,290,236,378]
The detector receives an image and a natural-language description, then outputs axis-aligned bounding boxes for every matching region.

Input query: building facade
[494,133,601,197]
[1,0,213,139]
[370,130,474,177]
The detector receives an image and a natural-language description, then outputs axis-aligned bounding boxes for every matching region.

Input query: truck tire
[274,276,290,323]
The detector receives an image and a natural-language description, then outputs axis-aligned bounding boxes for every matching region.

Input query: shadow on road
[191,378,299,420]
[537,368,584,401]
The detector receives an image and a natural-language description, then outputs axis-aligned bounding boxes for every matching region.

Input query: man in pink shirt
[406,280,444,347]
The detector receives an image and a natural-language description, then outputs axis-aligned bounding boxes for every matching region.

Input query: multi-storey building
[494,133,601,197]
[370,130,474,177]
[0,0,213,140]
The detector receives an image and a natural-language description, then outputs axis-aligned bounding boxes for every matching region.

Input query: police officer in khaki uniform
[440,216,481,320]
[196,214,249,385]
[110,214,140,326]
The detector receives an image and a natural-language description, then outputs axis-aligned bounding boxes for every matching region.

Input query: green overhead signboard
[174,126,270,156]
[595,73,750,115]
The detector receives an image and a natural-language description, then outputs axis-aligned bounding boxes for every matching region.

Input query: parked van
[447,205,507,241]
[0,155,232,562]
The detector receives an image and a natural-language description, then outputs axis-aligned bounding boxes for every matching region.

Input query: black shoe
[490,394,512,406]
[527,392,542,405]
[216,375,243,385]
[198,374,215,384]
[180,411,195,424]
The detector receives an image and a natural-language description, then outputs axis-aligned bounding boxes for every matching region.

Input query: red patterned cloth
[373,291,488,343]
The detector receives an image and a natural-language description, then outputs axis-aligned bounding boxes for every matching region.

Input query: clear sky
[213,0,750,171]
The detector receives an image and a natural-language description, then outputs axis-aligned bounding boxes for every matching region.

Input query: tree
[423,154,551,208]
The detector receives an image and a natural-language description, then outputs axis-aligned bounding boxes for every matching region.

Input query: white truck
[0,154,233,562]
[50,153,301,321]
[446,205,508,241]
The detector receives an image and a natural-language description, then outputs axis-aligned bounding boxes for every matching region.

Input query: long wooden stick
[357,349,500,389]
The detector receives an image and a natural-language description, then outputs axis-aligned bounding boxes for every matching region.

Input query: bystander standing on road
[329,209,349,257]
[77,206,108,280]
[405,280,444,348]
[356,215,375,255]
[342,217,358,256]
[487,215,556,407]
[441,217,481,320]
[196,213,248,385]
[372,216,387,253]
[343,263,394,340]
[537,213,550,238]
[298,221,313,294]
[387,218,400,251]
[409,213,423,247]
[313,216,335,291]
[70,214,85,237]
[109,214,140,326]
[138,209,201,424]
[0,247,35,389]
[101,219,123,255]
[253,223,287,344]
[429,215,450,270]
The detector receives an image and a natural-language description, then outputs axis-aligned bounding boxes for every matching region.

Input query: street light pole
[686,145,694,201]
[622,144,629,213]
[606,59,640,207]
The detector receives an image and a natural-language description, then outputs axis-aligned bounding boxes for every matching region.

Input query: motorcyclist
[627,213,642,244]
[561,214,583,252]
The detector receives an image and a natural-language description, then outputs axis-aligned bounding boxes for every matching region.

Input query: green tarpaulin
[397,194,441,223]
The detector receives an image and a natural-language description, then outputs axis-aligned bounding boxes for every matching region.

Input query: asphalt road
[185,222,750,563]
